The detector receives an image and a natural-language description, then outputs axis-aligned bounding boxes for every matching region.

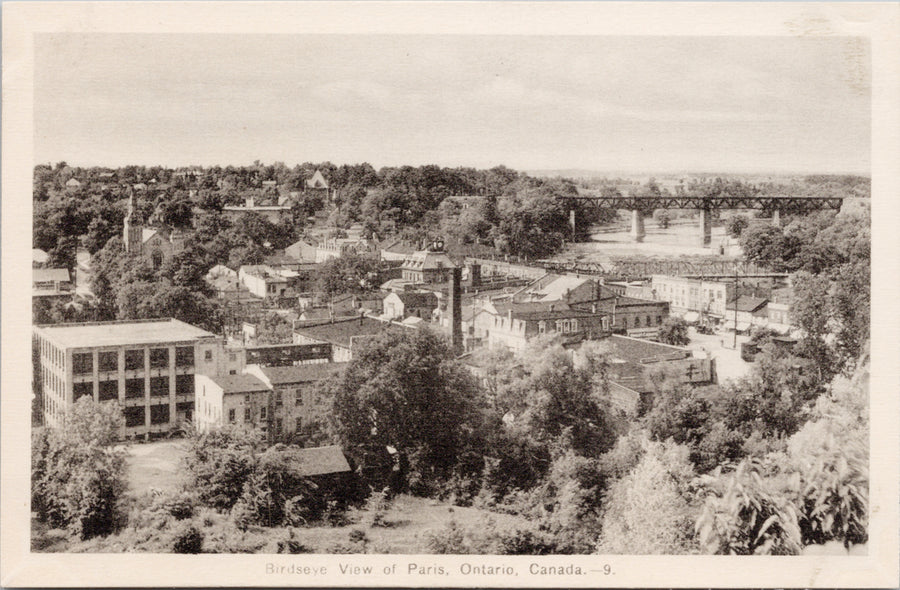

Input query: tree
[315,252,381,297]
[739,222,792,270]
[255,312,293,345]
[183,427,262,511]
[653,209,671,229]
[725,214,749,238]
[597,440,697,554]
[329,329,481,485]
[657,317,690,346]
[495,339,616,458]
[31,397,127,539]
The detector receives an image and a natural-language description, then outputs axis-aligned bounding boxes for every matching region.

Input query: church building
[123,192,185,267]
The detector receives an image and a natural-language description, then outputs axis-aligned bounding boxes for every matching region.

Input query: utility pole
[732,262,738,350]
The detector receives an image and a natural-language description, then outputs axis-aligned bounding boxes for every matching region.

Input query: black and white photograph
[2,2,898,587]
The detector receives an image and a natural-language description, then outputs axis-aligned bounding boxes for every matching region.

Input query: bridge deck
[570,195,842,212]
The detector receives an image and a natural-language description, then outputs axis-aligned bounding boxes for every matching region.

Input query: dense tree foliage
[657,317,690,346]
[328,330,481,485]
[32,398,127,539]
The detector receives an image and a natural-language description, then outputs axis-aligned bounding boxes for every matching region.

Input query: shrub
[695,459,802,555]
[171,523,203,554]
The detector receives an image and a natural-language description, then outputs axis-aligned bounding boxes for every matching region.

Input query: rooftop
[210,374,271,394]
[394,292,439,307]
[523,275,594,302]
[258,363,348,385]
[607,334,692,363]
[33,268,71,283]
[727,296,769,313]
[34,318,217,349]
[292,445,350,477]
[294,316,410,348]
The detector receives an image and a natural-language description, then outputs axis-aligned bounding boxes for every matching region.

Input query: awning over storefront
[723,320,751,332]
[683,311,700,324]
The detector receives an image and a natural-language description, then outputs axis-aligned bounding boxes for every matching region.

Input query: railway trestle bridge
[567,194,843,247]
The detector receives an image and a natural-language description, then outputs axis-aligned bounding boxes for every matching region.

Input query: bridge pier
[699,208,712,247]
[630,210,645,243]
[772,210,781,227]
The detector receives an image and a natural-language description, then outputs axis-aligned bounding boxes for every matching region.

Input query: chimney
[450,266,463,355]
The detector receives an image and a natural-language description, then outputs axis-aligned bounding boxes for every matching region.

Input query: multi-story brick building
[650,275,734,318]
[195,363,347,441]
[33,318,223,438]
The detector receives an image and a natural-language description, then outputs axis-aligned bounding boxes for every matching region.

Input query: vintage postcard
[2,1,898,587]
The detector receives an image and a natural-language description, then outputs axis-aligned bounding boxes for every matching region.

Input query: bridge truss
[568,194,843,213]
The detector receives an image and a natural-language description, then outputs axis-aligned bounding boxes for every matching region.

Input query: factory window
[125,378,144,399]
[98,351,118,373]
[175,374,194,395]
[150,376,169,397]
[260,407,267,420]
[74,381,93,401]
[72,352,93,375]
[124,406,145,427]
[149,348,169,369]
[150,404,170,425]
[175,346,194,367]
[244,407,251,422]
[204,350,213,362]
[99,380,118,401]
[228,408,236,423]
[125,349,144,371]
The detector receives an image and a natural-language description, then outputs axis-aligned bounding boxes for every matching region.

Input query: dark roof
[492,301,607,321]
[395,292,438,307]
[294,316,410,348]
[727,296,769,313]
[210,374,270,394]
[259,363,349,385]
[607,334,691,363]
[290,445,351,477]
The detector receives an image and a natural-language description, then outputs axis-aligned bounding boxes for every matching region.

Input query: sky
[34,34,871,174]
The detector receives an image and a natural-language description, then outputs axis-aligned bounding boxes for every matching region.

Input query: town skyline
[35,34,870,175]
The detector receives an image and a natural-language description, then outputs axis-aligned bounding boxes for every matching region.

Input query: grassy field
[288,494,530,554]
[121,439,189,497]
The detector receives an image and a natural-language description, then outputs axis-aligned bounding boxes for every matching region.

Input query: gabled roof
[727,296,769,313]
[210,374,271,394]
[393,292,438,307]
[402,250,455,271]
[522,275,595,302]
[305,170,329,189]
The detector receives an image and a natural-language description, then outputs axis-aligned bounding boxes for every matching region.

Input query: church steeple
[123,187,142,253]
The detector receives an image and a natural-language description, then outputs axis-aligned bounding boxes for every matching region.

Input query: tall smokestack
[450,266,463,355]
